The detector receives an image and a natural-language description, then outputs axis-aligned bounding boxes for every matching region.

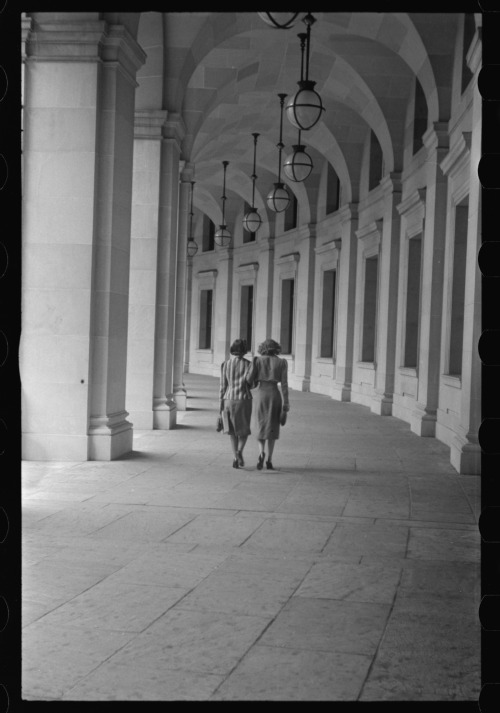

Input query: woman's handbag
[280,410,287,426]
[216,415,224,432]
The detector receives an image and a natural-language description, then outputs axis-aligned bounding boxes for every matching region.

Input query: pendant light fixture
[283,128,313,183]
[214,161,232,247]
[242,133,262,234]
[186,181,198,257]
[257,12,299,29]
[267,93,291,213]
[286,14,325,132]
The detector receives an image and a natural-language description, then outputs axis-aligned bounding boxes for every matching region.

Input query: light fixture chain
[305,22,311,81]
[221,161,228,225]
[189,181,195,236]
[277,93,287,183]
[251,133,259,209]
[298,33,307,83]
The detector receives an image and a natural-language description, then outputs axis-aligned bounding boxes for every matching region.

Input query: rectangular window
[280,278,294,354]
[369,131,383,191]
[320,269,336,358]
[404,236,422,368]
[202,215,215,252]
[362,255,378,362]
[448,199,468,376]
[326,163,340,214]
[199,289,213,349]
[240,285,254,351]
[284,194,298,232]
[412,80,428,155]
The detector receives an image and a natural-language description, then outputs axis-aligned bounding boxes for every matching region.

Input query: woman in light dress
[247,338,290,470]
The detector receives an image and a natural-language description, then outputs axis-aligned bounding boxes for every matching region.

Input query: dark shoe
[257,452,265,470]
[237,450,244,467]
[266,460,274,470]
[233,458,239,469]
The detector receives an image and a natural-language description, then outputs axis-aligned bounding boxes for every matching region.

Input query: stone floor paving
[21,373,481,702]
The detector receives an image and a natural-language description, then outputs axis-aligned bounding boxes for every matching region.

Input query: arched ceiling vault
[135,11,458,222]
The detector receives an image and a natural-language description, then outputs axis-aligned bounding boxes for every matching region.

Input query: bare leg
[267,439,276,462]
[256,439,266,470]
[237,435,248,466]
[229,435,238,457]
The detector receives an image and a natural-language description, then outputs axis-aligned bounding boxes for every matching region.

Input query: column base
[88,411,134,461]
[331,381,352,402]
[450,434,481,475]
[370,392,393,416]
[174,387,188,411]
[153,396,177,429]
[410,404,437,437]
[300,376,311,392]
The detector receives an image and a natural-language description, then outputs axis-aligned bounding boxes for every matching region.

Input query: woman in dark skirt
[219,339,253,468]
[247,338,290,470]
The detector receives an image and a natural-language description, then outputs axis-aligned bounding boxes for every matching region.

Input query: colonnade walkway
[22,373,481,701]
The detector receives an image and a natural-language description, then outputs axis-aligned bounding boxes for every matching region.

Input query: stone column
[410,123,449,437]
[87,26,146,460]
[332,204,358,402]
[449,30,481,475]
[184,253,194,372]
[213,246,234,367]
[255,235,275,347]
[20,15,145,461]
[172,163,194,410]
[372,174,402,416]
[125,110,166,430]
[153,114,185,429]
[294,225,317,391]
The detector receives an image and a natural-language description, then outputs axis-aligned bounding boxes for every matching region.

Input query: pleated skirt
[222,399,252,437]
[252,381,282,440]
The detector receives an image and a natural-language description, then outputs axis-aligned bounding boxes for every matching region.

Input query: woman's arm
[246,356,258,389]
[219,361,227,412]
[280,358,290,411]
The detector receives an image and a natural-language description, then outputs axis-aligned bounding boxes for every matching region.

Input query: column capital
[25,17,107,62]
[423,121,449,153]
[180,162,195,183]
[134,109,168,140]
[216,246,234,263]
[380,172,402,197]
[298,224,316,241]
[337,202,358,224]
[258,236,275,253]
[22,14,33,60]
[163,113,186,145]
[99,25,147,84]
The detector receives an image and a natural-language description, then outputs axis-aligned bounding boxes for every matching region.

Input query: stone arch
[316,12,442,123]
[194,160,271,237]
[163,12,443,159]
[135,11,164,111]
